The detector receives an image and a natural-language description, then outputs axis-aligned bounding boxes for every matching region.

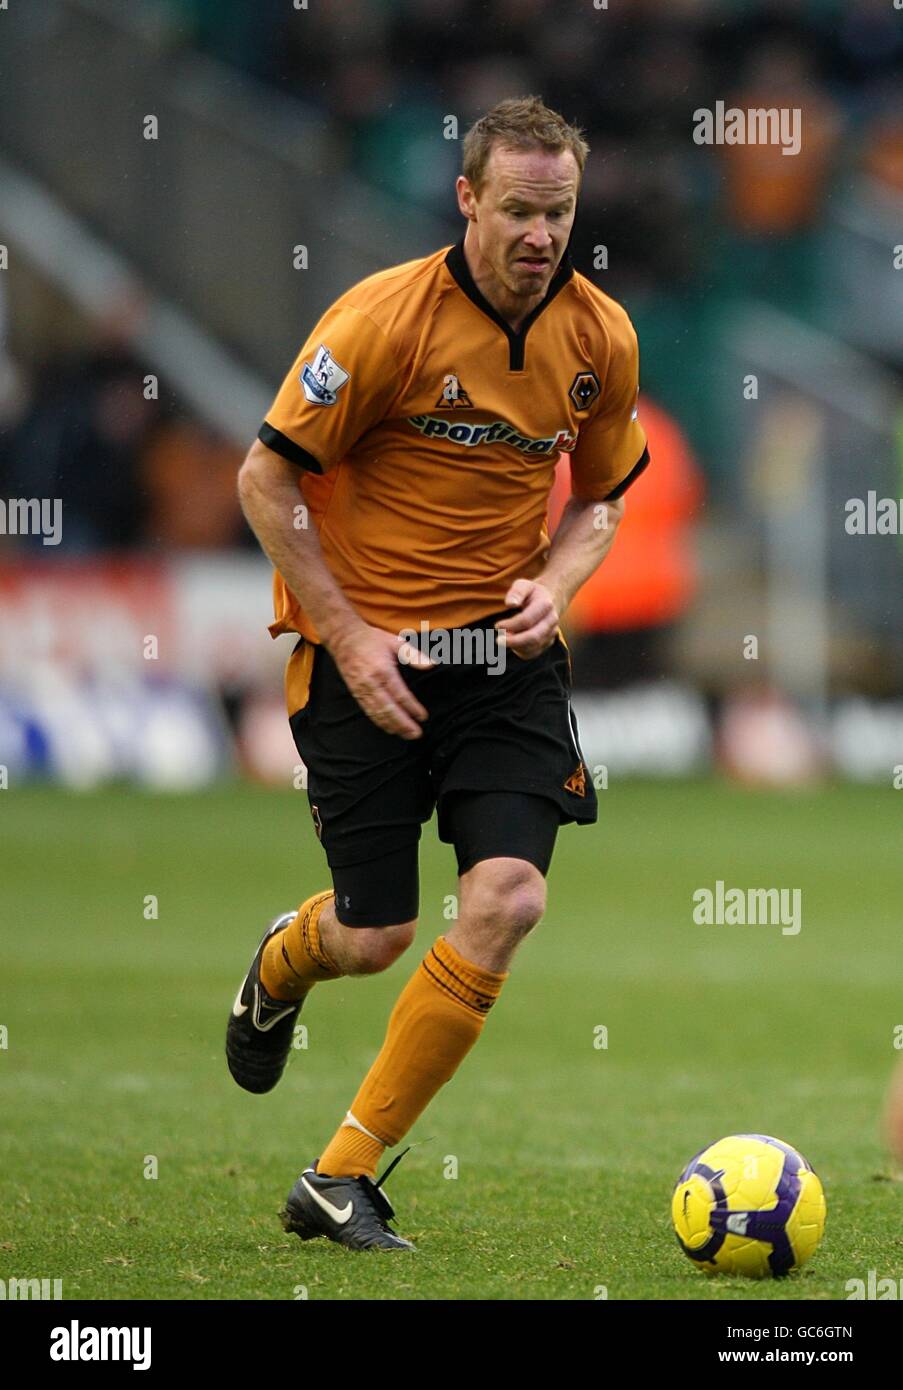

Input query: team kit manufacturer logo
[563,762,587,797]
[435,373,474,408]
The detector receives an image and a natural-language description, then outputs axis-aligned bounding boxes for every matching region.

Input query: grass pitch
[2,781,902,1300]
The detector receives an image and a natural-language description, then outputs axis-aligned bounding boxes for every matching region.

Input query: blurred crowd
[0,295,248,553]
[165,0,903,298]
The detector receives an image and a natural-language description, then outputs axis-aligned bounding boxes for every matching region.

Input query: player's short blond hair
[462,96,590,194]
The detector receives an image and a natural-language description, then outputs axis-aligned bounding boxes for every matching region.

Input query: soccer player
[227,96,649,1250]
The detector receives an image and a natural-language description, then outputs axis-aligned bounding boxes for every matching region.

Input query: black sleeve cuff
[604,446,650,501]
[258,422,324,474]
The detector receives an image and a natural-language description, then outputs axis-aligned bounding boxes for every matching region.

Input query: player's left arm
[496,494,625,658]
[497,309,649,659]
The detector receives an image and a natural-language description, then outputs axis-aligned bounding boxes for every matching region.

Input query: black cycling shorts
[288,609,597,926]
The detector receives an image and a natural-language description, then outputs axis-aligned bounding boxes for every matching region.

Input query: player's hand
[328,623,432,739]
[494,578,561,659]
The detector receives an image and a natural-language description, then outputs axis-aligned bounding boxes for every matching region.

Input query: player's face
[470,145,580,299]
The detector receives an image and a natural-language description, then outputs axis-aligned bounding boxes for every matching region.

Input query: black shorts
[288,610,597,926]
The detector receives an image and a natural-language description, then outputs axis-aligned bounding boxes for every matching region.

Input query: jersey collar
[444,236,574,372]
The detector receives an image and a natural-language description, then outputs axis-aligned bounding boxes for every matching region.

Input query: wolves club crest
[568,370,601,412]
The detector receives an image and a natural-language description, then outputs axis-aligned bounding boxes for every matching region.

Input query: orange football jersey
[260,238,649,642]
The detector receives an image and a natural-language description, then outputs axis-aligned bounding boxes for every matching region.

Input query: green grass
[2,781,903,1300]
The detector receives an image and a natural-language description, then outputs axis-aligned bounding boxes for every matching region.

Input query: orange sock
[259,891,342,1001]
[317,935,508,1178]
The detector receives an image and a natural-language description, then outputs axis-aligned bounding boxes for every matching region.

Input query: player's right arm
[238,439,429,740]
[238,303,430,740]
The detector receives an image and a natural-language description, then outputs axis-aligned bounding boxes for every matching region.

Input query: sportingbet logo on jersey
[408,414,576,456]
[300,344,350,406]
